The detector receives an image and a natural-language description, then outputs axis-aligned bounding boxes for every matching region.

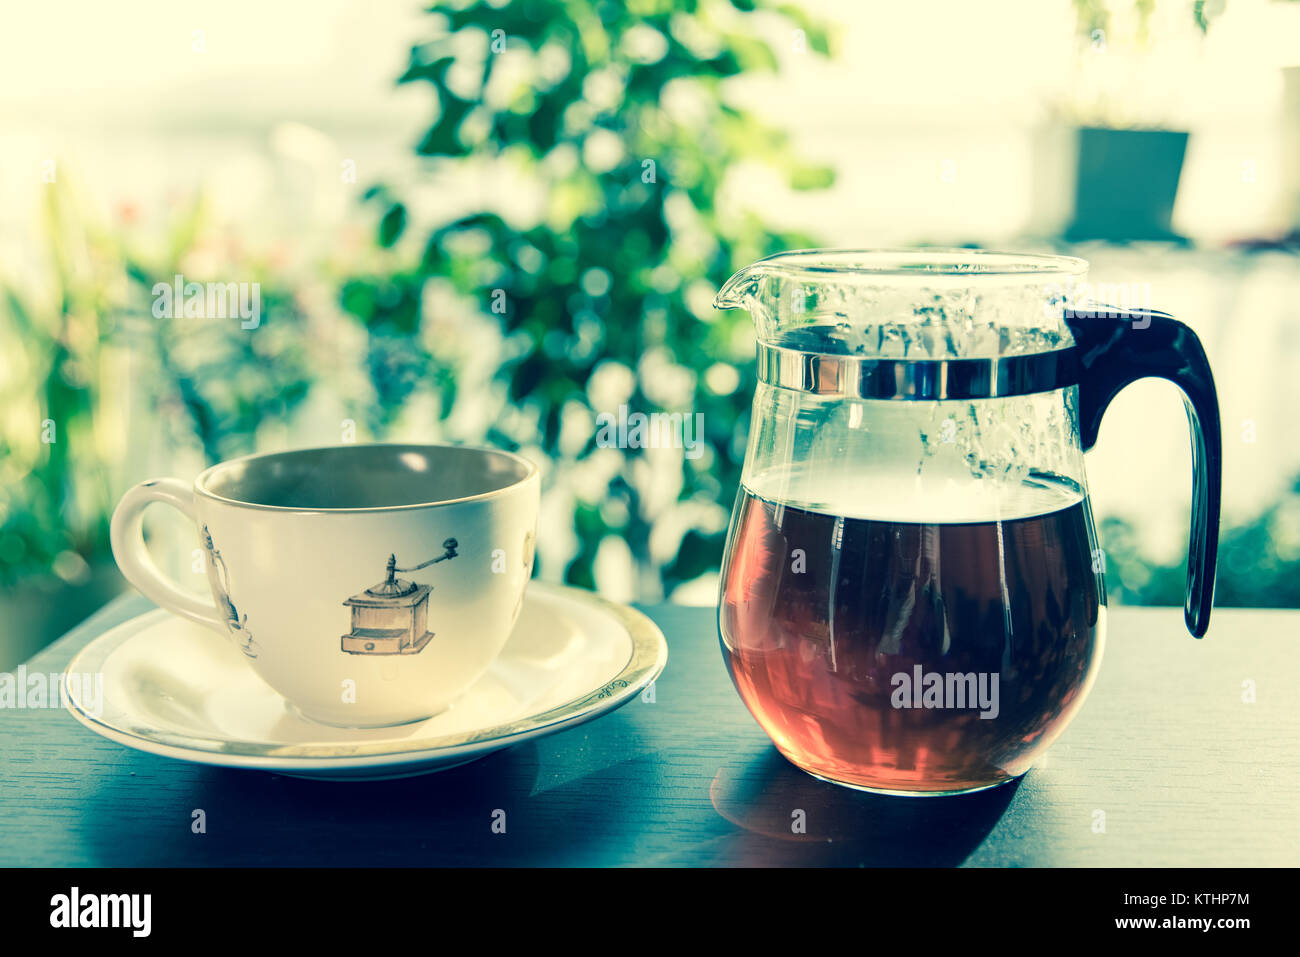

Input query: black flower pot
[1065,126,1189,244]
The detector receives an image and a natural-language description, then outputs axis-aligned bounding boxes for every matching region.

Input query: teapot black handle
[1064,307,1222,638]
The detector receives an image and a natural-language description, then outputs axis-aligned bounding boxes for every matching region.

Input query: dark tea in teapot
[720,474,1104,794]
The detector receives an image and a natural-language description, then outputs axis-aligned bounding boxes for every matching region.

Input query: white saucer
[63,582,667,780]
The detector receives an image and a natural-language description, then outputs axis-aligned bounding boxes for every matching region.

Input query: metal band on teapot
[755,342,1077,400]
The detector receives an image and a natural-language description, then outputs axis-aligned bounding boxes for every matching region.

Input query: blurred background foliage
[2,0,1299,668]
[0,0,838,663]
[1102,475,1300,607]
[345,0,834,597]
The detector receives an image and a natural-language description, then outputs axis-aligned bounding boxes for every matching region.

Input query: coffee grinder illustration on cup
[341,538,459,656]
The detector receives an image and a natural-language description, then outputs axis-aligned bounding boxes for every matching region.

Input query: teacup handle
[110,478,227,634]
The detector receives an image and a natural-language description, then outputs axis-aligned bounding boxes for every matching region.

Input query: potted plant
[1031,0,1223,243]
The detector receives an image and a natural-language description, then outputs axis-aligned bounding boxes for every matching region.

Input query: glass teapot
[714,249,1221,795]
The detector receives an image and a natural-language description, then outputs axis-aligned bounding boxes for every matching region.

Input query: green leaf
[378,203,407,248]
[790,163,835,190]
[724,33,779,73]
[772,4,833,56]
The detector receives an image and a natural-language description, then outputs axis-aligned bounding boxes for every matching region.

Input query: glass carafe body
[721,379,1105,794]
[714,249,1221,795]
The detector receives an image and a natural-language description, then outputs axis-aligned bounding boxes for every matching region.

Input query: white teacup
[110,443,540,727]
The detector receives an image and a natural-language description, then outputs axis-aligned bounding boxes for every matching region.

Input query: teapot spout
[714,264,763,311]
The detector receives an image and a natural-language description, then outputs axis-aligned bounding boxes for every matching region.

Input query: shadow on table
[65,733,1015,866]
[707,748,1019,866]
[71,742,548,866]
[67,707,693,867]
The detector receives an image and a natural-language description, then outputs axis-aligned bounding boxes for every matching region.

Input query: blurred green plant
[360,0,836,595]
[116,201,317,465]
[0,184,116,587]
[1071,0,1223,42]
[0,180,317,588]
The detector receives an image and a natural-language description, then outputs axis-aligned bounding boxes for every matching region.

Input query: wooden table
[2,596,1296,867]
